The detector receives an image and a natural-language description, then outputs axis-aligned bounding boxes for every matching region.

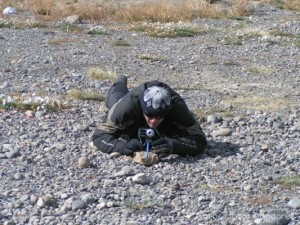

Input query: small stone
[66,15,82,24]
[36,198,46,208]
[13,172,24,180]
[171,183,181,191]
[3,7,16,15]
[60,193,69,199]
[72,199,86,211]
[115,166,134,177]
[5,149,21,159]
[261,144,269,151]
[97,202,106,209]
[212,128,233,137]
[35,111,47,118]
[261,209,290,225]
[81,193,96,205]
[132,173,148,184]
[78,157,90,168]
[243,185,252,192]
[207,115,218,124]
[3,221,16,225]
[50,143,66,151]
[25,110,34,118]
[287,198,300,209]
[76,124,89,131]
[106,201,115,208]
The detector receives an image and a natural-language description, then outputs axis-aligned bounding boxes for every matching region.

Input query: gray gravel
[0,2,300,225]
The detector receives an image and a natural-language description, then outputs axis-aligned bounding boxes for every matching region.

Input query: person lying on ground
[91,75,207,158]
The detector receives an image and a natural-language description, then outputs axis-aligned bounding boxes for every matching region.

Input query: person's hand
[123,139,143,156]
[151,138,173,158]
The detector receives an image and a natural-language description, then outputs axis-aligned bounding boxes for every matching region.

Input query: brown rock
[78,157,90,168]
[133,151,159,166]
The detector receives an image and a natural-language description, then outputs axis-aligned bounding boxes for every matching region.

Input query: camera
[139,128,155,138]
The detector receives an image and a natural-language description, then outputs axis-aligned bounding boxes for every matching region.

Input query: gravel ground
[0,2,300,225]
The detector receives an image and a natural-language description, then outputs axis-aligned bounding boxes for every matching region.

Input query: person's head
[139,86,172,128]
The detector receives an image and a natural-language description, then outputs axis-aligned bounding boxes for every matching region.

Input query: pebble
[5,149,21,159]
[132,173,148,184]
[261,209,290,225]
[78,156,90,168]
[72,199,87,211]
[288,198,300,209]
[212,128,233,137]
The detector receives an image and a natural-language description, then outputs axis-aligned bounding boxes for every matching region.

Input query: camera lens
[146,129,154,137]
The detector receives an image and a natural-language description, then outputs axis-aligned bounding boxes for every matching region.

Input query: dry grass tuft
[1,0,254,22]
[87,68,116,81]
[275,175,300,188]
[244,195,272,206]
[48,38,73,46]
[68,88,104,101]
[132,21,203,38]
[262,0,300,11]
[222,95,298,112]
[247,66,276,75]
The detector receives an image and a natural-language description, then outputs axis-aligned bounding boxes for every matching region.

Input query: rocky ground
[0,1,300,225]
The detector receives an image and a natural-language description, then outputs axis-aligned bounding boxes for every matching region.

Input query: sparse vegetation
[0,98,74,111]
[244,195,272,206]
[221,95,298,112]
[275,175,300,188]
[58,23,82,33]
[87,68,116,81]
[0,20,47,29]
[263,0,300,11]
[132,22,202,38]
[68,88,104,101]
[87,28,109,35]
[138,54,165,62]
[0,0,254,23]
[247,66,276,75]
[48,38,73,46]
[194,107,241,122]
[111,40,130,46]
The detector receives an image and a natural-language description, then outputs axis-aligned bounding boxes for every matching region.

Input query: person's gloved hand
[123,139,143,156]
[151,138,173,158]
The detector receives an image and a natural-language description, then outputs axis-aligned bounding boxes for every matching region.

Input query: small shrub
[125,199,158,210]
[111,40,130,46]
[0,99,40,110]
[59,23,82,33]
[87,68,116,81]
[0,97,73,111]
[138,54,165,61]
[87,28,109,35]
[0,21,14,28]
[221,95,298,112]
[48,38,72,46]
[275,175,300,188]
[132,22,202,38]
[265,0,300,11]
[68,89,104,101]
[247,66,275,75]
[244,195,272,206]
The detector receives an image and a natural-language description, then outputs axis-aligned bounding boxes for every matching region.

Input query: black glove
[151,138,173,158]
[123,139,143,156]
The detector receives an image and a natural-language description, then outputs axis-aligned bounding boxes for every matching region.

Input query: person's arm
[91,124,126,154]
[171,121,207,156]
[92,88,143,155]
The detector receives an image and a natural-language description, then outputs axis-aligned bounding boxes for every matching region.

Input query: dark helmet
[139,86,172,117]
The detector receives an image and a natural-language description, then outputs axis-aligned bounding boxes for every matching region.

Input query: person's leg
[105,75,129,109]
